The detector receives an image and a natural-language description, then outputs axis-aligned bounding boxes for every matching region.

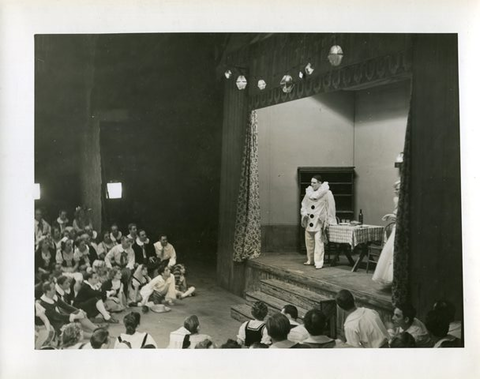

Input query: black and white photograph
[1,1,479,378]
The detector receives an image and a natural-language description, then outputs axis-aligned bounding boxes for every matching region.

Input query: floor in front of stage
[252,251,392,305]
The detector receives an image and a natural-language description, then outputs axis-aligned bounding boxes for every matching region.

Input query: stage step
[231,303,255,324]
[260,278,334,311]
[244,291,308,318]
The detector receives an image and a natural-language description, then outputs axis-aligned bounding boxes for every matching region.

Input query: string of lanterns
[225,45,344,92]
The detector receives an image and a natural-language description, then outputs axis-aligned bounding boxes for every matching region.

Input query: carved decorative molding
[249,50,412,110]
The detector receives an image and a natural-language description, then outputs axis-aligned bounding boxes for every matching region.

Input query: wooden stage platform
[231,252,394,338]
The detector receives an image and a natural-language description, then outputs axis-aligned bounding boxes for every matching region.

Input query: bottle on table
[359,209,364,225]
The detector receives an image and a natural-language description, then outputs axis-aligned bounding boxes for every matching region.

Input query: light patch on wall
[34,183,41,200]
[107,182,123,199]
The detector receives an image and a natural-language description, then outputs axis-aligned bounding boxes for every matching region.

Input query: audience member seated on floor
[114,312,158,349]
[97,230,117,257]
[126,223,138,241]
[92,251,107,274]
[65,226,77,242]
[301,309,337,348]
[172,264,196,299]
[56,275,75,305]
[101,267,126,313]
[281,304,309,343]
[386,303,432,347]
[61,322,88,349]
[35,238,56,282]
[433,299,462,340]
[83,231,99,262]
[90,327,111,349]
[153,234,177,267]
[389,332,416,348]
[237,301,271,347]
[40,281,100,336]
[35,300,54,349]
[249,342,269,349]
[74,235,92,272]
[335,289,389,348]
[139,262,177,307]
[133,229,155,266]
[195,339,217,349]
[110,223,123,244]
[128,264,151,306]
[425,309,462,348]
[73,206,93,234]
[51,226,63,255]
[167,315,211,349]
[35,208,51,248]
[53,209,70,233]
[266,313,309,349]
[221,339,242,348]
[105,236,135,293]
[57,239,83,283]
[73,271,119,324]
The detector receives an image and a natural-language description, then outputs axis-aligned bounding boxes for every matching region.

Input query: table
[327,224,384,272]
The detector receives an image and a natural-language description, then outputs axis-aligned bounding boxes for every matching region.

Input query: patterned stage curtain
[392,103,412,305]
[233,110,261,262]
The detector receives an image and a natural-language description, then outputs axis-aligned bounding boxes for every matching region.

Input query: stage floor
[249,252,392,309]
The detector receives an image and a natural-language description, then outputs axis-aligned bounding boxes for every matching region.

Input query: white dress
[372,226,395,285]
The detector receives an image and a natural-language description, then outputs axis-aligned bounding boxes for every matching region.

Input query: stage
[231,252,394,339]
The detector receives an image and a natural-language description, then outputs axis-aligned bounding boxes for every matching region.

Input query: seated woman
[128,264,151,306]
[172,264,196,299]
[51,226,63,255]
[139,262,176,307]
[60,323,89,349]
[101,267,126,313]
[96,230,117,258]
[73,235,92,272]
[35,237,56,283]
[114,312,157,349]
[72,206,93,234]
[56,239,83,283]
[237,301,270,347]
[168,315,211,349]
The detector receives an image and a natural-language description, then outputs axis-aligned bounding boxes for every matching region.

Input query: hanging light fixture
[107,182,123,199]
[257,79,267,90]
[236,75,247,90]
[328,45,344,66]
[34,183,41,200]
[224,69,233,79]
[280,75,294,93]
[305,62,314,75]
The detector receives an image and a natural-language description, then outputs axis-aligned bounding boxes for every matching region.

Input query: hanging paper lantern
[236,75,247,90]
[305,62,314,75]
[224,69,233,79]
[280,75,294,93]
[257,79,267,90]
[328,45,344,66]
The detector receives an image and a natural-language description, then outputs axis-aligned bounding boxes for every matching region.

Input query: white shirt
[153,242,177,266]
[140,273,176,304]
[300,183,337,232]
[105,244,135,270]
[344,307,389,348]
[287,320,310,343]
[388,318,432,347]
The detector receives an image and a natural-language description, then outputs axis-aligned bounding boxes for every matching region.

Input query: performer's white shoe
[303,261,313,265]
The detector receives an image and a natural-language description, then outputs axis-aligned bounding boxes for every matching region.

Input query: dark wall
[93,34,224,260]
[409,34,463,321]
[35,35,95,222]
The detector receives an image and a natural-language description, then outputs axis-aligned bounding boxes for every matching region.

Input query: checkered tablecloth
[327,224,384,248]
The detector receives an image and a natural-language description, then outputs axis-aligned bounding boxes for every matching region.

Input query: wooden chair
[366,221,395,273]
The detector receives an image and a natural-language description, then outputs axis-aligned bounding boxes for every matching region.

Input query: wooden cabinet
[298,167,355,252]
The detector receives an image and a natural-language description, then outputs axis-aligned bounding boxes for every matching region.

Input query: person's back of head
[61,323,83,349]
[425,309,450,339]
[90,327,110,349]
[195,339,216,349]
[389,332,416,348]
[433,299,456,324]
[184,315,200,334]
[335,289,355,311]
[303,309,327,336]
[266,313,291,342]
[281,304,298,320]
[123,312,140,335]
[251,301,268,321]
[221,339,241,348]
